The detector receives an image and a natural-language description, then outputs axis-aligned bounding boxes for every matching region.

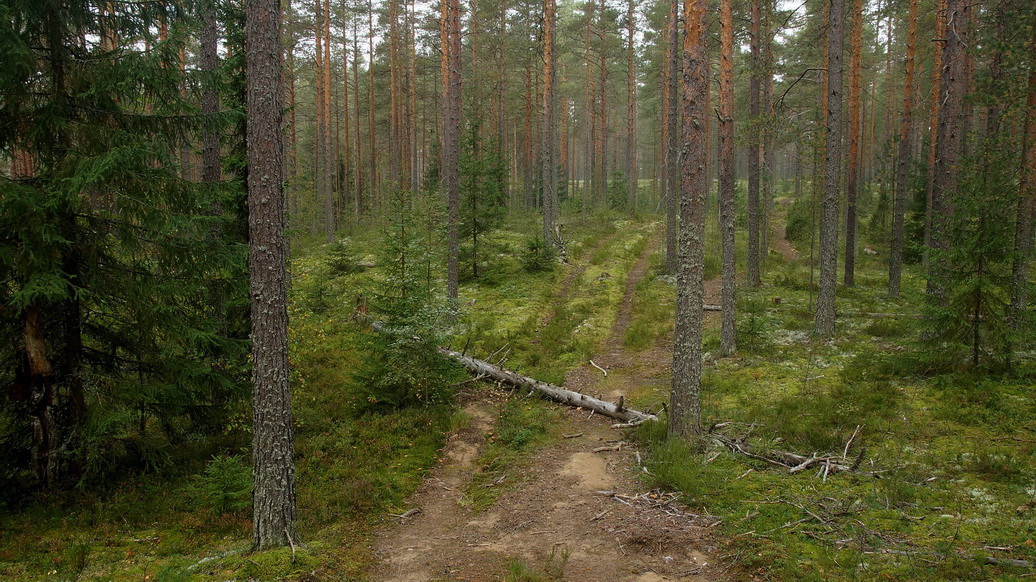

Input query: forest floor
[369,230,722,582]
[3,203,1035,581]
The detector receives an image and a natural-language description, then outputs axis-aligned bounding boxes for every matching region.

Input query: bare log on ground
[439,347,658,423]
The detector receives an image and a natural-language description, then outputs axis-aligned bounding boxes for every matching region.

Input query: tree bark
[442,0,462,300]
[843,0,862,287]
[926,0,969,301]
[352,14,362,217]
[815,0,845,337]
[924,0,947,268]
[201,0,220,188]
[541,0,559,247]
[888,0,918,297]
[322,0,333,229]
[625,0,637,210]
[368,0,377,213]
[665,0,680,274]
[719,0,737,357]
[747,0,762,287]
[245,0,298,550]
[670,0,708,438]
[340,1,351,217]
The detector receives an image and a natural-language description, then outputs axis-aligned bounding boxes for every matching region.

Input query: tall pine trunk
[245,0,297,550]
[815,0,845,337]
[888,0,918,297]
[926,0,970,301]
[747,0,762,287]
[843,0,862,287]
[670,0,708,438]
[718,0,737,356]
[1009,15,1036,333]
[442,0,462,300]
[924,0,947,267]
[665,0,680,273]
[541,0,558,246]
[625,0,637,210]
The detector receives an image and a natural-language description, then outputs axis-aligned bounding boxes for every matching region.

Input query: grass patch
[462,395,563,513]
[502,546,570,581]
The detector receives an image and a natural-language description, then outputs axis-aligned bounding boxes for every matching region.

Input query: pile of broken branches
[707,422,872,479]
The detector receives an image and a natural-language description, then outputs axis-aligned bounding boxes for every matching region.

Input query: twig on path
[388,508,421,520]
[590,360,608,376]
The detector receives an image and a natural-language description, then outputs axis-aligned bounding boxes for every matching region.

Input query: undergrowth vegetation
[4,195,1033,581]
[627,218,1036,581]
[0,209,656,580]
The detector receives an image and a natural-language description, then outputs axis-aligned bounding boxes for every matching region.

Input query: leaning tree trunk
[246,0,298,550]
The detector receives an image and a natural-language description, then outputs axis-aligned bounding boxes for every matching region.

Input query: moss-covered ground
[2,197,1033,581]
[623,219,1036,580]
[0,209,658,580]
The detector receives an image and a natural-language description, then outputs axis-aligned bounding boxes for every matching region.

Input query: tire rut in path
[369,231,721,582]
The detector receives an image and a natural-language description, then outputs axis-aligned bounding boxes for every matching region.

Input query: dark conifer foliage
[0,0,248,491]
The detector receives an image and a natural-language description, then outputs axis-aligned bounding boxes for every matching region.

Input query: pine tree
[815,0,845,337]
[718,0,737,356]
[245,0,298,549]
[669,0,708,438]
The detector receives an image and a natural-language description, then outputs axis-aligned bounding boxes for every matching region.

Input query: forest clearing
[1,0,1035,578]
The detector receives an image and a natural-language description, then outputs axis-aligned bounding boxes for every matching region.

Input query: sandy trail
[369,231,720,582]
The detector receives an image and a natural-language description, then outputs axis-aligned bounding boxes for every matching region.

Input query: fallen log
[439,347,658,423]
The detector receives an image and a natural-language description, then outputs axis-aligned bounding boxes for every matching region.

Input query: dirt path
[369,233,720,582]
[538,230,623,330]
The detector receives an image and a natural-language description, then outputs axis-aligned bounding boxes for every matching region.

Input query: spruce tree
[0,0,248,489]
